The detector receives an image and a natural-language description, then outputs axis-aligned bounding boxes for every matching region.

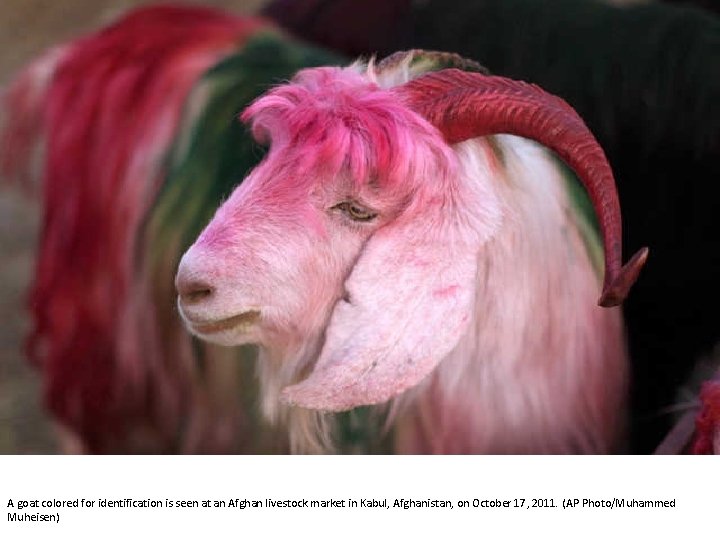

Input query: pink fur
[240,67,456,198]
[176,61,628,453]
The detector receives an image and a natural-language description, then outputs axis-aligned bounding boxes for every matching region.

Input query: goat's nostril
[177,279,214,304]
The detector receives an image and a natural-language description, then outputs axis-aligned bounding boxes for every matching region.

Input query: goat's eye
[333,201,377,222]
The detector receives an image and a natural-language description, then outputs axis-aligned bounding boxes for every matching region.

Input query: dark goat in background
[266,0,720,452]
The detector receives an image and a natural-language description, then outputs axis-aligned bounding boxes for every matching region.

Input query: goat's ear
[282,157,499,411]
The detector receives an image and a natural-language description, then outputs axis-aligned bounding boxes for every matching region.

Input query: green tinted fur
[147,32,345,263]
[558,161,604,279]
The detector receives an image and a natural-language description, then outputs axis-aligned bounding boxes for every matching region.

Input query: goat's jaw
[179,306,262,346]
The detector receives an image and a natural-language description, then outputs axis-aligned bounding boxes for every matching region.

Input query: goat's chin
[188,326,258,347]
[179,309,262,346]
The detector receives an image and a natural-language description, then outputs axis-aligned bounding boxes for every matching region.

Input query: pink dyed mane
[241,67,456,195]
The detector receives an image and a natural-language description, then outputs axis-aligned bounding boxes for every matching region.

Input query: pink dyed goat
[176,52,647,453]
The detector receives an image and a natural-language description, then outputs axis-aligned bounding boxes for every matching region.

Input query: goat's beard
[254,334,334,453]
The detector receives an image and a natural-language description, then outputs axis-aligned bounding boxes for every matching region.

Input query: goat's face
[176,157,405,349]
[176,66,501,410]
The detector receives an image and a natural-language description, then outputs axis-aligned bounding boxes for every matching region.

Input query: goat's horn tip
[597,247,649,307]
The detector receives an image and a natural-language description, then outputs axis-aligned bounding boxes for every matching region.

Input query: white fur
[391,138,626,453]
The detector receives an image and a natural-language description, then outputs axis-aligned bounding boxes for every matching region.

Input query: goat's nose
[176,273,215,305]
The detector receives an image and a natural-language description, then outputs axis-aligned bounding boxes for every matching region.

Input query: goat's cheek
[275,231,350,334]
[312,230,364,298]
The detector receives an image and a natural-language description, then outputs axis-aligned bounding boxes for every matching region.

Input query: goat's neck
[392,136,626,454]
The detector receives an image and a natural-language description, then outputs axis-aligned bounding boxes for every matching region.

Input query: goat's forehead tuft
[239,66,455,193]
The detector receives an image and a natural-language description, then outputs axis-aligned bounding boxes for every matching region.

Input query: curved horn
[394,68,647,307]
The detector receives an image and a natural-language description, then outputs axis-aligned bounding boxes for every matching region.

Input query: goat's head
[176,51,647,412]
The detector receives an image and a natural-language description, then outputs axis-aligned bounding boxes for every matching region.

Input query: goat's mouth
[186,310,261,335]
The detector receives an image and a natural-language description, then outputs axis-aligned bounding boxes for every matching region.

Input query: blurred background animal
[1,3,346,453]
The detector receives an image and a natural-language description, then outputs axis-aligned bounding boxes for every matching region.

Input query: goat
[265,0,720,453]
[175,50,647,453]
